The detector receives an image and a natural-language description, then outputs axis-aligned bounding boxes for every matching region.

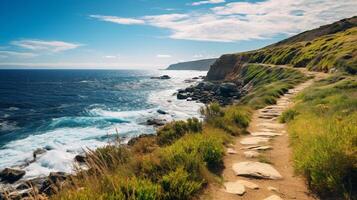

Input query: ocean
[0,69,206,179]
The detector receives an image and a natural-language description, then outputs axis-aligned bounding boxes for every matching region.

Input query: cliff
[166,58,216,71]
[207,16,357,81]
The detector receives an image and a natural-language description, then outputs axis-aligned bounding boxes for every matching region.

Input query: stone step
[251,131,282,137]
[224,181,246,195]
[240,137,270,145]
[232,162,283,180]
[241,145,272,151]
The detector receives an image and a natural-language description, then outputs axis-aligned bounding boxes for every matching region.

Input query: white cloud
[103,55,120,59]
[191,0,225,6]
[0,51,37,58]
[156,54,172,58]
[91,0,357,42]
[11,39,81,52]
[90,15,145,25]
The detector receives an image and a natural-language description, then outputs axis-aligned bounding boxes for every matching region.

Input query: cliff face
[166,58,216,71]
[206,16,357,81]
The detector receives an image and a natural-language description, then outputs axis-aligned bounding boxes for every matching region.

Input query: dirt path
[207,70,327,200]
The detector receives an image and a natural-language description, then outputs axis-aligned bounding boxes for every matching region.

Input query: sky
[0,0,356,69]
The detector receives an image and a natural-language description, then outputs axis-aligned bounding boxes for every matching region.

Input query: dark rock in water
[177,93,188,100]
[74,155,86,163]
[150,75,171,80]
[146,119,166,127]
[157,109,168,115]
[0,168,26,183]
[40,172,68,195]
[192,77,199,79]
[127,134,156,146]
[33,148,46,160]
[44,145,54,151]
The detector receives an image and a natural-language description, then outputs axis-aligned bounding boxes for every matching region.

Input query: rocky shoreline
[0,74,245,200]
[176,78,249,105]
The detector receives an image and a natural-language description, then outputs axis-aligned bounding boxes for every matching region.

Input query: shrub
[279,109,299,123]
[157,118,202,146]
[161,168,202,200]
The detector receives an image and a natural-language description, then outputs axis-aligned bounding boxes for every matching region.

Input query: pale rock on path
[207,69,326,200]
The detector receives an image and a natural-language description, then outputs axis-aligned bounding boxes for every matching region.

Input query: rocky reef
[176,80,248,105]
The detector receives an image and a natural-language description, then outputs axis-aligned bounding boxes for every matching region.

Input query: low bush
[157,118,202,146]
[279,109,299,123]
[161,168,202,200]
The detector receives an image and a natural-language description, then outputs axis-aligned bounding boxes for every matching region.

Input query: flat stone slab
[240,137,270,145]
[257,123,285,129]
[232,162,283,180]
[227,148,237,154]
[242,145,272,151]
[224,181,246,195]
[244,151,260,158]
[251,131,282,137]
[236,180,259,189]
[263,195,284,200]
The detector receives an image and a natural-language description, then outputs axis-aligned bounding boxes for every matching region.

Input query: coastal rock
[40,172,68,195]
[74,155,86,163]
[33,148,46,160]
[145,119,166,127]
[0,168,26,183]
[177,93,188,100]
[224,181,246,195]
[232,162,283,180]
[157,109,168,115]
[150,75,171,80]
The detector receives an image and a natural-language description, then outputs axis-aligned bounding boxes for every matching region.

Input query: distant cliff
[207,16,357,81]
[166,58,217,71]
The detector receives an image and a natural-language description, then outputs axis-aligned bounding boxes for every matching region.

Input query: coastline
[0,70,208,198]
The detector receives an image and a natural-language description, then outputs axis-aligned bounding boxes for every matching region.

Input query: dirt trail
[207,69,328,200]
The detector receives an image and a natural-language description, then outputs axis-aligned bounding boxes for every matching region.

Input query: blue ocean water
[0,69,206,178]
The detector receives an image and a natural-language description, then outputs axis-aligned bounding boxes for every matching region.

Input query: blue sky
[0,0,356,69]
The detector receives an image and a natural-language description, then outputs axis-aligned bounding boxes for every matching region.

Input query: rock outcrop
[0,168,26,183]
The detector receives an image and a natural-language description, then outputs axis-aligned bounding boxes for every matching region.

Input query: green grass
[287,74,357,199]
[234,27,357,74]
[50,65,308,200]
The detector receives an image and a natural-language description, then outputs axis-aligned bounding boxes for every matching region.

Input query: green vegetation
[246,27,357,74]
[279,109,299,123]
[50,64,306,200]
[239,64,308,109]
[286,74,357,198]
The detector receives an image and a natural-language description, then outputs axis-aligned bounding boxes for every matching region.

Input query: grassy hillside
[207,16,357,81]
[50,65,306,200]
[281,74,357,199]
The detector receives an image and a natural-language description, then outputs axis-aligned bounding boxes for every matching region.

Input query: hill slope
[166,58,216,71]
[207,16,357,80]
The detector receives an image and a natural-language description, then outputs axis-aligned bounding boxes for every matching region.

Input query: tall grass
[288,74,357,199]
